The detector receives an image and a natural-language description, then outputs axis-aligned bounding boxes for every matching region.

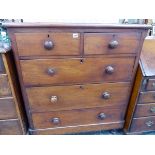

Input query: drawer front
[32,106,126,129]
[0,75,12,97]
[84,33,140,55]
[20,57,135,86]
[0,119,22,135]
[134,103,155,117]
[139,91,155,103]
[130,116,155,133]
[0,55,5,73]
[27,82,131,112]
[0,98,17,119]
[15,33,80,56]
[146,79,155,91]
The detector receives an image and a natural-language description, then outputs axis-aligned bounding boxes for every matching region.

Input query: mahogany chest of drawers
[4,23,150,134]
[124,37,155,134]
[0,53,26,134]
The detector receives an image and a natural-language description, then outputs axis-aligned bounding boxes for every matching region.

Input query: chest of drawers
[4,23,150,134]
[124,37,155,134]
[0,53,26,134]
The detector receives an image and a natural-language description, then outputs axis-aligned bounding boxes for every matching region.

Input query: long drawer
[27,82,131,112]
[15,32,80,56]
[0,74,12,97]
[20,57,135,86]
[32,106,126,129]
[84,32,140,55]
[0,98,17,119]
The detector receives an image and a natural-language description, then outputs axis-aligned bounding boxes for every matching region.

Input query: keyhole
[80,59,84,64]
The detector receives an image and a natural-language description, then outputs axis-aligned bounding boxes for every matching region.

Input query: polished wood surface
[15,33,80,56]
[134,103,155,117]
[32,106,126,129]
[0,98,17,119]
[124,66,143,133]
[27,82,131,112]
[0,119,22,135]
[84,32,140,55]
[20,57,135,86]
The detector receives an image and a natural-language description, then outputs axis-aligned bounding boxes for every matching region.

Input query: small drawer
[84,32,140,55]
[146,79,155,91]
[134,103,155,117]
[0,55,5,73]
[139,91,155,103]
[20,57,135,86]
[32,106,125,129]
[130,116,155,133]
[0,74,12,97]
[27,82,131,112]
[0,98,17,119]
[0,119,23,135]
[15,32,80,56]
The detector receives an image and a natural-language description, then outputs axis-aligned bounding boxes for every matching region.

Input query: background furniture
[4,23,150,134]
[124,36,155,134]
[0,53,27,134]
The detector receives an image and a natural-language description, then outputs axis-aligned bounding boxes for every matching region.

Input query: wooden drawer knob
[50,96,58,103]
[145,120,154,127]
[51,117,60,124]
[105,66,114,74]
[108,40,119,49]
[47,68,55,76]
[150,107,155,113]
[98,113,106,120]
[102,92,110,99]
[44,40,54,50]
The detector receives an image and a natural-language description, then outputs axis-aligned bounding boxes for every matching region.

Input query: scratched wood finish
[32,106,126,129]
[0,119,22,135]
[84,32,141,55]
[134,103,155,117]
[146,79,155,91]
[130,116,155,133]
[15,33,80,56]
[0,98,17,119]
[27,82,131,112]
[20,57,135,86]
[0,74,12,97]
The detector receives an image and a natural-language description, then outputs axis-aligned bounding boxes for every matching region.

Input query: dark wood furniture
[0,53,27,134]
[3,23,150,134]
[124,36,155,134]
